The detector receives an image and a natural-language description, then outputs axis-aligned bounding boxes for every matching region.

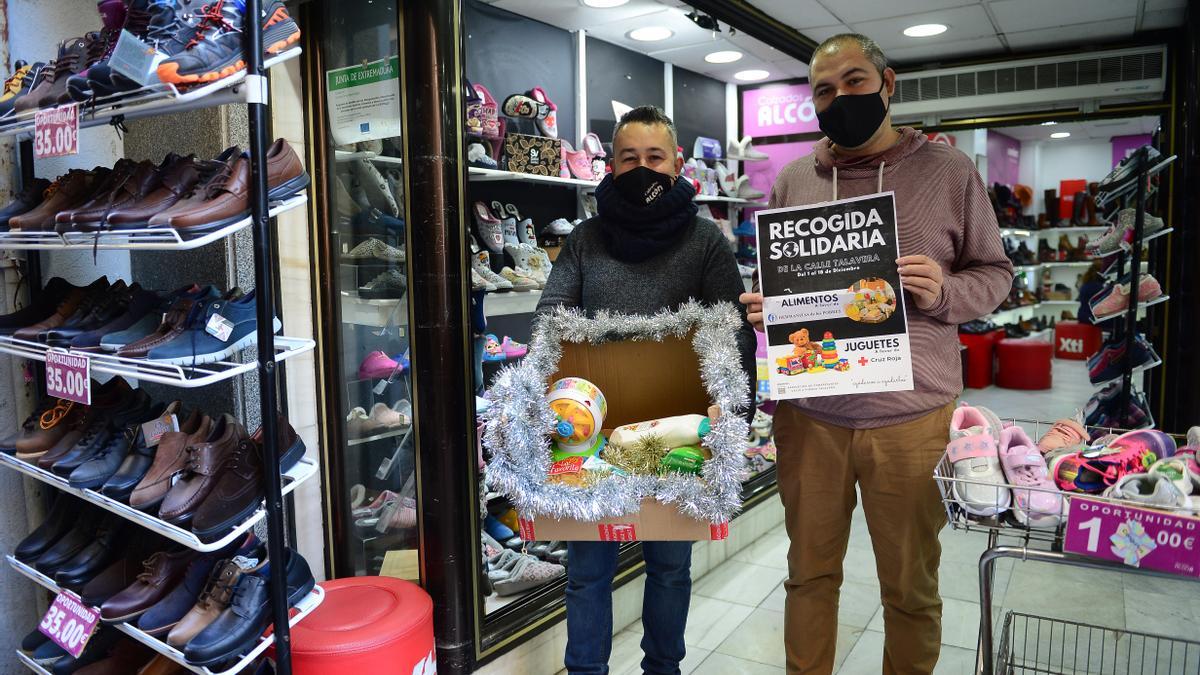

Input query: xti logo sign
[1059,337,1084,354]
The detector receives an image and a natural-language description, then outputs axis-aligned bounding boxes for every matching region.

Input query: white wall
[1022,138,1113,216]
[949,129,989,180]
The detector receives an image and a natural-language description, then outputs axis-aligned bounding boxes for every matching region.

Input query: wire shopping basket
[933,418,1194,547]
[996,611,1200,674]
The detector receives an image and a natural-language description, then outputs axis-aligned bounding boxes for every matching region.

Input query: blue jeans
[564,540,692,675]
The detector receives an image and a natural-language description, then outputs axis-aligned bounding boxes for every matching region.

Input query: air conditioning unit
[890,45,1167,125]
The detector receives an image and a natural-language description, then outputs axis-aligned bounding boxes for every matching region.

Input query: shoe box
[503,132,562,177]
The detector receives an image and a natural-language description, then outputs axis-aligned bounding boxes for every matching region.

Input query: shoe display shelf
[346,424,412,448]
[0,452,316,552]
[1090,355,1164,388]
[335,149,404,168]
[1038,299,1078,307]
[0,195,307,251]
[694,194,766,205]
[4,2,314,671]
[469,166,601,189]
[984,302,1042,321]
[1038,225,1112,235]
[1041,260,1099,268]
[340,292,407,329]
[0,335,315,388]
[484,289,543,317]
[0,48,301,141]
[6,555,325,675]
[1012,264,1041,275]
[933,418,1199,674]
[999,227,1035,238]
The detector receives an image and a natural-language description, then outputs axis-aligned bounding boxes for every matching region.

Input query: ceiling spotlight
[628,26,674,41]
[705,50,744,64]
[581,0,630,7]
[686,10,720,31]
[903,23,948,37]
[1050,131,1071,139]
[734,69,770,82]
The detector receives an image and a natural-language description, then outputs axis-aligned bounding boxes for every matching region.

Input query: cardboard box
[504,132,562,176]
[519,334,730,541]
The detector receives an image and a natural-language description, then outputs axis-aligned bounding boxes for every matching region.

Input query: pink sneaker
[1074,429,1173,492]
[999,427,1064,528]
[358,351,401,380]
[1037,419,1087,455]
[947,405,1010,517]
[1090,274,1163,320]
[501,336,528,358]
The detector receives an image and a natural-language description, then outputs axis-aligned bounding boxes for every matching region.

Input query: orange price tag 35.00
[33,104,79,159]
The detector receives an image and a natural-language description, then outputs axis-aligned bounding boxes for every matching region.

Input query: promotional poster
[754,192,914,399]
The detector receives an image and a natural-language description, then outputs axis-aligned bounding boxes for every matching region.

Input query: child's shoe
[947,405,1010,517]
[999,426,1063,528]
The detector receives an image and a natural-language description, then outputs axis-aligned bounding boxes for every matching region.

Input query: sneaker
[726,135,769,161]
[1088,337,1159,384]
[156,0,301,85]
[999,426,1063,528]
[1074,430,1172,492]
[0,61,41,117]
[472,250,512,290]
[547,218,575,236]
[1037,419,1087,455]
[1048,450,1086,492]
[500,336,528,358]
[343,238,406,263]
[145,289,279,365]
[358,269,407,299]
[947,405,1010,517]
[1090,274,1163,320]
[100,0,205,94]
[1104,472,1188,509]
[482,335,505,362]
[1149,456,1200,497]
[499,266,538,292]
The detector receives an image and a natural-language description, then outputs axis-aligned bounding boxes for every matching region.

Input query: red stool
[1053,320,1102,361]
[995,338,1053,390]
[959,329,1006,389]
[271,577,435,674]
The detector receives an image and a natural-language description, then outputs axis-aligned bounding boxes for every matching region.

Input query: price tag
[205,313,234,341]
[107,29,161,87]
[140,412,179,448]
[45,351,91,405]
[1063,496,1200,577]
[33,104,79,159]
[38,591,99,658]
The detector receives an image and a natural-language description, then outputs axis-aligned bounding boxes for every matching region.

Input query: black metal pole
[1117,147,1148,425]
[242,0,293,671]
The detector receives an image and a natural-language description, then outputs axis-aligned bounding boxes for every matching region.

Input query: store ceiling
[478,0,810,83]
[749,0,1188,66]
[997,116,1161,142]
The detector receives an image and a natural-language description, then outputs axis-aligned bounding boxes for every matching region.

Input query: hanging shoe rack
[0,1,317,672]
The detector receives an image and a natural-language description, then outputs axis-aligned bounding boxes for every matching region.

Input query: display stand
[0,1,316,671]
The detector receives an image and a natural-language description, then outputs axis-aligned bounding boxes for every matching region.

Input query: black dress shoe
[69,403,165,490]
[15,493,84,563]
[20,627,49,653]
[38,281,129,345]
[51,625,120,674]
[183,547,316,667]
[52,389,153,477]
[53,514,128,590]
[43,284,140,347]
[0,276,72,334]
[34,506,105,575]
[101,401,183,501]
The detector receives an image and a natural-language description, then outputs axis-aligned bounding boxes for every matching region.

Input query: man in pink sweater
[741,34,1012,674]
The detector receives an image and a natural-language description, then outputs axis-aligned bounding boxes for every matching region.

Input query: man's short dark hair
[813,33,888,78]
[614,105,678,150]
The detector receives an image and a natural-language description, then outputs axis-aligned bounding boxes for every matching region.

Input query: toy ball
[547,377,608,460]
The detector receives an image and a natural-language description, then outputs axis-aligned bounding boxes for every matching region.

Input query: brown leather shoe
[13,35,91,113]
[191,414,303,541]
[33,376,135,469]
[105,154,200,229]
[8,277,105,341]
[100,548,198,623]
[129,411,211,512]
[136,654,188,675]
[159,414,247,526]
[116,285,219,359]
[11,398,84,460]
[8,168,109,231]
[264,137,310,200]
[147,146,244,231]
[166,556,260,648]
[73,637,154,675]
[55,158,148,232]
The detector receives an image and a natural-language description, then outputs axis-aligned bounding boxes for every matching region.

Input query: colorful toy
[821,331,838,369]
[547,377,608,461]
[835,358,851,372]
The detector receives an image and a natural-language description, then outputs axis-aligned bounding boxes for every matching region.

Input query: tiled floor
[556,359,1200,674]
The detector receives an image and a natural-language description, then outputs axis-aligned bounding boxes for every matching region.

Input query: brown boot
[1057,234,1072,261]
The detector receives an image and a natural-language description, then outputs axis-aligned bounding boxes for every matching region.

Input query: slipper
[727,135,770,161]
[715,163,740,197]
[526,86,558,138]
[581,132,606,159]
[560,140,594,180]
[473,83,503,140]
[493,556,564,596]
[502,93,549,120]
[472,201,505,253]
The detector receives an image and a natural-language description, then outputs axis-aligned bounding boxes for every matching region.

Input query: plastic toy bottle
[547,377,608,461]
[609,414,711,448]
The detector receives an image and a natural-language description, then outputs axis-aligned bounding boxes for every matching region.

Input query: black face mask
[613,166,675,207]
[816,81,890,149]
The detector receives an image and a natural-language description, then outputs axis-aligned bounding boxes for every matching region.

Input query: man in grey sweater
[538,105,754,675]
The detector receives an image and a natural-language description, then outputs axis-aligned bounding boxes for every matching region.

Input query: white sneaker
[1105,472,1189,509]
[500,266,539,292]
[547,218,575,236]
[727,135,770,161]
[1149,457,1200,497]
[472,250,512,290]
[947,405,1010,517]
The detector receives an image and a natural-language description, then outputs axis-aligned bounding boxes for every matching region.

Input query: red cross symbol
[858,357,869,366]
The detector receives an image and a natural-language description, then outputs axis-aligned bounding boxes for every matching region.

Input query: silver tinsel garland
[482,301,751,523]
